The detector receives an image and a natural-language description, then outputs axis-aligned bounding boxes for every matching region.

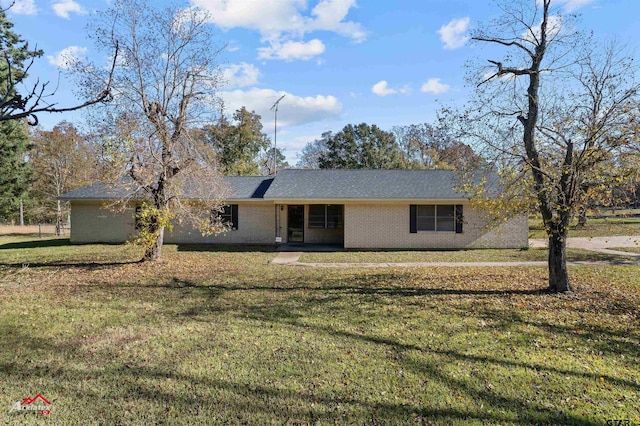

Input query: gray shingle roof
[262,169,469,200]
[60,170,492,201]
[60,176,275,201]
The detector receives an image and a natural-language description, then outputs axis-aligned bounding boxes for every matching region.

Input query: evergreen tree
[0,120,31,222]
[0,8,42,221]
[0,7,43,120]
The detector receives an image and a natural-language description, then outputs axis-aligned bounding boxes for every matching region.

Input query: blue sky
[4,0,640,164]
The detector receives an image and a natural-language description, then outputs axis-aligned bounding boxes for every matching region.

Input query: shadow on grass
[232,297,640,404]
[2,266,636,424]
[0,260,141,269]
[0,323,605,425]
[176,244,276,253]
[0,238,71,250]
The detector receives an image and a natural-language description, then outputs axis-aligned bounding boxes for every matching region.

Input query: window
[213,204,238,230]
[410,204,463,233]
[308,204,343,229]
[308,205,326,228]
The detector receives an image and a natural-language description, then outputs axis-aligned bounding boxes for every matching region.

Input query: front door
[287,205,304,243]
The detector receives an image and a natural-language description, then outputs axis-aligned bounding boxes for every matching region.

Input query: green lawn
[529,215,640,238]
[611,246,640,254]
[299,248,638,264]
[1,236,639,425]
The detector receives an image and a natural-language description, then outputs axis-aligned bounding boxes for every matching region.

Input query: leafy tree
[204,106,270,175]
[29,121,97,231]
[296,131,331,169]
[319,123,407,169]
[76,0,226,261]
[392,123,483,170]
[0,120,30,222]
[459,0,639,292]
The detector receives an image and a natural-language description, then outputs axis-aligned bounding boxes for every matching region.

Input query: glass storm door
[287,205,304,243]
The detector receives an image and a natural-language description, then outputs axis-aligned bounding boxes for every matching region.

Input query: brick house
[60,169,528,249]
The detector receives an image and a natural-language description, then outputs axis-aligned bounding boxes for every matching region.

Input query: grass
[611,247,640,254]
[528,215,640,239]
[0,224,59,236]
[299,248,638,264]
[0,236,639,424]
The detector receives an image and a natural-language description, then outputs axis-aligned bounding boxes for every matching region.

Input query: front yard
[0,236,638,424]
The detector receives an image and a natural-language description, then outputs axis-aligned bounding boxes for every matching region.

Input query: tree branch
[0,41,119,125]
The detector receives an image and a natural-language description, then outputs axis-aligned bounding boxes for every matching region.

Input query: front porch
[276,204,344,247]
[276,243,345,252]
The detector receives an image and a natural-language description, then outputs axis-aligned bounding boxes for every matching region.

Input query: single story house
[60,169,528,249]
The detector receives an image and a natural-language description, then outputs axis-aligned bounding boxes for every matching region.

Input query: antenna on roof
[269,95,286,176]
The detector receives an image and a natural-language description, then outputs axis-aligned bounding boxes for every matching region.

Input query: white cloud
[371,81,411,96]
[47,46,88,69]
[257,39,325,61]
[288,134,323,150]
[220,88,342,127]
[562,0,596,11]
[3,0,38,15]
[371,81,396,96]
[437,17,470,50]
[307,0,367,43]
[52,0,87,19]
[421,78,450,95]
[523,14,563,44]
[190,0,366,60]
[222,62,260,88]
[536,0,596,12]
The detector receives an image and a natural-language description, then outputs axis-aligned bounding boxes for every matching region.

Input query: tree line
[296,122,484,171]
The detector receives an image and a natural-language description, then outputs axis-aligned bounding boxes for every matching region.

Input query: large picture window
[308,204,343,229]
[410,204,463,233]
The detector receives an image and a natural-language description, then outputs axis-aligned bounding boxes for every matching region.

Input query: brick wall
[70,201,134,243]
[344,203,528,249]
[70,201,275,244]
[165,203,274,244]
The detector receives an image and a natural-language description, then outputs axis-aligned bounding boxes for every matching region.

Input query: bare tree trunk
[548,231,572,292]
[55,199,62,236]
[144,226,164,261]
[19,199,24,226]
[577,205,587,227]
[142,188,167,261]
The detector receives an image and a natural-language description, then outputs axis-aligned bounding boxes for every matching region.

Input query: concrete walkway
[271,235,640,267]
[271,251,303,265]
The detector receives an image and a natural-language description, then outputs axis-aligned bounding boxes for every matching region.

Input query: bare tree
[392,123,483,170]
[29,121,98,233]
[77,0,228,261]
[459,0,639,292]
